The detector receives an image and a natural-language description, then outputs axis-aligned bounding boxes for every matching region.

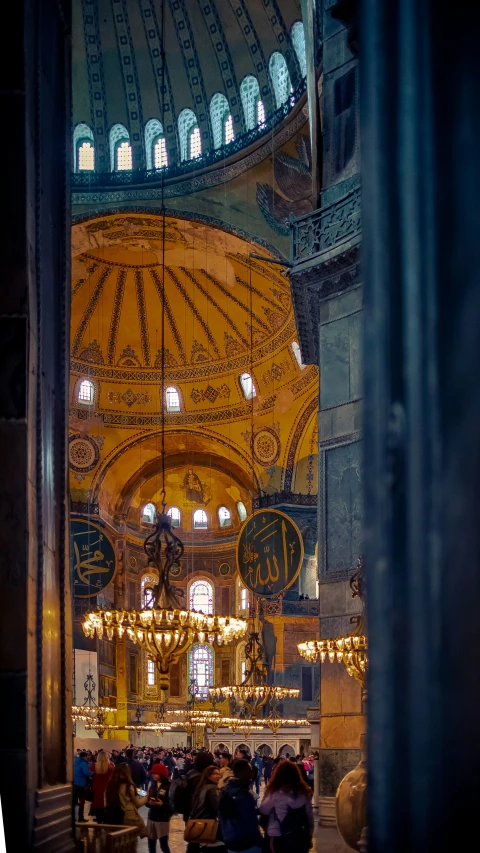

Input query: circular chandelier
[82,512,247,697]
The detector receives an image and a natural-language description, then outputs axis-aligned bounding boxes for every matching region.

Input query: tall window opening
[240,76,260,131]
[109,124,132,171]
[74,123,95,171]
[269,52,292,107]
[141,573,158,609]
[147,658,156,686]
[189,126,202,159]
[218,506,232,528]
[193,509,208,529]
[189,579,214,615]
[178,109,199,161]
[78,378,95,404]
[237,501,247,522]
[165,386,180,412]
[167,506,181,528]
[210,93,234,148]
[291,341,306,370]
[257,99,266,126]
[142,503,156,524]
[145,118,168,170]
[189,644,214,698]
[291,21,307,78]
[239,372,256,400]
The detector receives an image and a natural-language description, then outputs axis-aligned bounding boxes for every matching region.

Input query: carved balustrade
[75,823,138,853]
[291,184,361,265]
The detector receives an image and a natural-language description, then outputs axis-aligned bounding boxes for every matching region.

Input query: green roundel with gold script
[71,518,116,598]
[236,509,304,598]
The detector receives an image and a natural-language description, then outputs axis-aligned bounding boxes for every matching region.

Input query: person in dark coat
[183,751,215,821]
[189,765,226,853]
[147,763,173,853]
[219,759,262,853]
[125,748,147,789]
[263,756,274,785]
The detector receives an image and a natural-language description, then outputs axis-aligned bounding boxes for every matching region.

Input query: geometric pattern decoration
[68,433,100,473]
[252,427,281,466]
[190,384,231,404]
[107,389,152,407]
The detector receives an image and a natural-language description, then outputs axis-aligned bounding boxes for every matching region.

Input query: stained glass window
[269,52,292,107]
[218,506,232,527]
[189,579,213,614]
[291,21,307,78]
[193,509,208,529]
[78,378,94,404]
[142,503,156,524]
[165,386,180,412]
[167,506,181,528]
[189,643,214,698]
[239,372,256,400]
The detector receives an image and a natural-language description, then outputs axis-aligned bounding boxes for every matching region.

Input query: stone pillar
[0,1,72,849]
[361,0,480,850]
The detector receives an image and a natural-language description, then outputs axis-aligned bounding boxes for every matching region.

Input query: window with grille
[142,503,156,524]
[145,119,167,170]
[189,643,214,698]
[154,136,168,168]
[239,372,256,400]
[218,506,232,527]
[147,658,156,686]
[178,109,198,161]
[257,99,266,127]
[210,93,231,148]
[167,506,181,527]
[237,501,247,522]
[224,114,235,144]
[291,341,306,370]
[165,386,180,412]
[116,140,132,170]
[291,21,307,78]
[74,123,94,171]
[189,126,202,159]
[78,378,94,404]
[141,573,158,609]
[240,587,249,611]
[189,579,213,614]
[193,509,208,529]
[269,52,292,107]
[240,76,260,131]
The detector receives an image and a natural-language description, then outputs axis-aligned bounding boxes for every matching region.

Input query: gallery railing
[291,183,361,265]
[72,80,307,189]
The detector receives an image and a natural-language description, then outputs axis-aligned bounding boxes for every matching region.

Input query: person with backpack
[104,762,148,836]
[146,762,173,853]
[259,761,313,853]
[219,759,262,853]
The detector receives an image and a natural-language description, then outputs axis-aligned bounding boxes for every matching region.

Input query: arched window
[145,118,168,170]
[291,340,306,370]
[193,509,208,529]
[189,643,214,698]
[147,658,156,686]
[218,506,232,528]
[165,386,181,412]
[189,579,214,614]
[237,501,247,522]
[239,372,256,400]
[142,502,156,524]
[167,506,181,528]
[210,93,234,148]
[257,99,266,127]
[237,580,249,614]
[74,123,94,171]
[240,76,260,131]
[178,109,200,161]
[269,52,292,107]
[109,124,132,171]
[189,126,202,159]
[291,22,307,78]
[78,378,95,405]
[142,573,158,609]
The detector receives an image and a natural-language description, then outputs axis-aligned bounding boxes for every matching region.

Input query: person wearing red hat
[146,762,173,853]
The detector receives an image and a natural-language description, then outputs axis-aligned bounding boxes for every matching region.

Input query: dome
[72,0,306,182]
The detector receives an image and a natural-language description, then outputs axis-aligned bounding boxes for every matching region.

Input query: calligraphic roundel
[236,509,304,598]
[71,518,116,597]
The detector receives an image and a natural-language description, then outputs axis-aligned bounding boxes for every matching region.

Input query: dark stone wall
[0,1,73,849]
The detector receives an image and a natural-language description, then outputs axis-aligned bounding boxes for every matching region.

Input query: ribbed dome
[72,0,306,174]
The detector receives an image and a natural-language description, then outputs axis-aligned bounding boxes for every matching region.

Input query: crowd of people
[74,745,316,853]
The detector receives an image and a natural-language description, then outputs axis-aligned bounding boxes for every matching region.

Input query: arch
[237,501,247,522]
[188,643,214,698]
[257,743,273,757]
[193,509,208,529]
[77,377,95,405]
[142,502,156,524]
[73,123,94,172]
[165,386,181,412]
[167,506,181,528]
[210,93,234,149]
[269,53,292,108]
[291,22,307,79]
[141,571,158,609]
[109,124,131,171]
[239,372,256,400]
[240,76,260,132]
[145,119,167,170]
[189,578,214,615]
[279,743,295,758]
[178,109,199,161]
[218,506,232,528]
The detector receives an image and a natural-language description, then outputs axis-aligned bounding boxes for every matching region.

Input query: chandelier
[83,512,247,697]
[72,670,118,736]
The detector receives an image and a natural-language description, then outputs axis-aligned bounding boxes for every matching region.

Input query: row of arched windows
[141,502,247,529]
[74,26,306,172]
[76,344,305,409]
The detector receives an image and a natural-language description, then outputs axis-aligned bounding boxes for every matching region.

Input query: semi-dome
[72,0,306,183]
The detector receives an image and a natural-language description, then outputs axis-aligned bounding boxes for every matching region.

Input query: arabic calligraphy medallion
[71,518,116,597]
[236,509,304,598]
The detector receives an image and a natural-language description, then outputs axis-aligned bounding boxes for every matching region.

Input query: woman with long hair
[91,749,114,824]
[105,762,148,836]
[259,760,313,853]
[188,764,226,853]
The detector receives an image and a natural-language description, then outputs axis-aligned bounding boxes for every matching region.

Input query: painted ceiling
[73,0,304,168]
